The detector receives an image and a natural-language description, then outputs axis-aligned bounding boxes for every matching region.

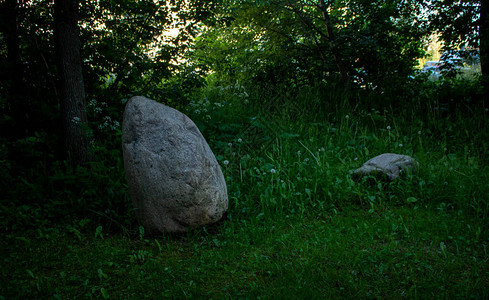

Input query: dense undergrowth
[2,76,489,298]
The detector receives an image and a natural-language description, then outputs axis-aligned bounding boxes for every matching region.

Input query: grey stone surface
[122,96,228,233]
[353,153,419,181]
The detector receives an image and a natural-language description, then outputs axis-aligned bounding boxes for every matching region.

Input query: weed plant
[2,77,489,298]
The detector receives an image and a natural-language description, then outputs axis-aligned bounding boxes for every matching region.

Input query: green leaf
[139,226,145,240]
[407,197,417,203]
[101,287,110,299]
[95,225,104,239]
[98,268,108,280]
[440,242,448,258]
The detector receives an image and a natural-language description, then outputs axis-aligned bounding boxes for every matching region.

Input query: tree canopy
[0,0,486,165]
[190,0,434,90]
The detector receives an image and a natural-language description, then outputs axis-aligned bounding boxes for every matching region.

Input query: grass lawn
[2,207,488,298]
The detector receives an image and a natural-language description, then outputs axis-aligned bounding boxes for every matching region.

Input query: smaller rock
[353,153,419,181]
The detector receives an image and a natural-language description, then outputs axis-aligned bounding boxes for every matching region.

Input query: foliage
[189,0,427,90]
[79,0,176,97]
[425,0,487,92]
[427,0,480,51]
[0,0,216,162]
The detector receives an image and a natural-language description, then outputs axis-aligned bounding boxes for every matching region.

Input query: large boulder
[353,153,419,181]
[122,96,228,233]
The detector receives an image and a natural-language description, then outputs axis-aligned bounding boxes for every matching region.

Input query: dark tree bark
[0,0,28,138]
[54,0,89,165]
[318,0,349,83]
[480,0,489,99]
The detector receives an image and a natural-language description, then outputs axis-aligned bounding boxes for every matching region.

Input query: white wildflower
[386,126,391,130]
[223,160,229,166]
[237,138,243,143]
[418,131,422,135]
[345,115,350,119]
[270,169,276,174]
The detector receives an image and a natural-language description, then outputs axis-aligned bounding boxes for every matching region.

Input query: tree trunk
[0,0,28,138]
[318,0,349,83]
[480,0,489,100]
[54,0,89,165]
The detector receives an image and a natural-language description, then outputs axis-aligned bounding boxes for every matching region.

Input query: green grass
[2,80,489,298]
[2,208,488,298]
